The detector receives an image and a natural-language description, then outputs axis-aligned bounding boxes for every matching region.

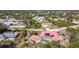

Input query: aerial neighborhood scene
[0,10,79,48]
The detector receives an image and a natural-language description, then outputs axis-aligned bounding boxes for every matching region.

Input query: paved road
[25,28,43,31]
[25,25,79,32]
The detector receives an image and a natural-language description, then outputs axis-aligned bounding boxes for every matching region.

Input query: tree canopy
[0,23,7,33]
[48,20,75,27]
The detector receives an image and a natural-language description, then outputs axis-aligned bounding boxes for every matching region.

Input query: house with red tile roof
[29,31,63,42]
[30,35,41,42]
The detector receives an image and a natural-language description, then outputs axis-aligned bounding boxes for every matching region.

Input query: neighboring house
[69,25,79,29]
[0,19,5,23]
[57,18,65,21]
[29,31,63,42]
[32,16,45,22]
[0,34,5,40]
[41,21,53,29]
[53,18,65,21]
[3,18,25,25]
[0,18,25,30]
[65,19,73,22]
[8,25,25,30]
[49,17,53,20]
[0,31,19,41]
[53,18,58,21]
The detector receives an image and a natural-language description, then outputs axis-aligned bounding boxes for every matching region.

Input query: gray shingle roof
[0,34,4,38]
[3,32,18,38]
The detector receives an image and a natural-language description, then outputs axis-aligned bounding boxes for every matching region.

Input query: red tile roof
[30,31,63,42]
[30,35,41,42]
